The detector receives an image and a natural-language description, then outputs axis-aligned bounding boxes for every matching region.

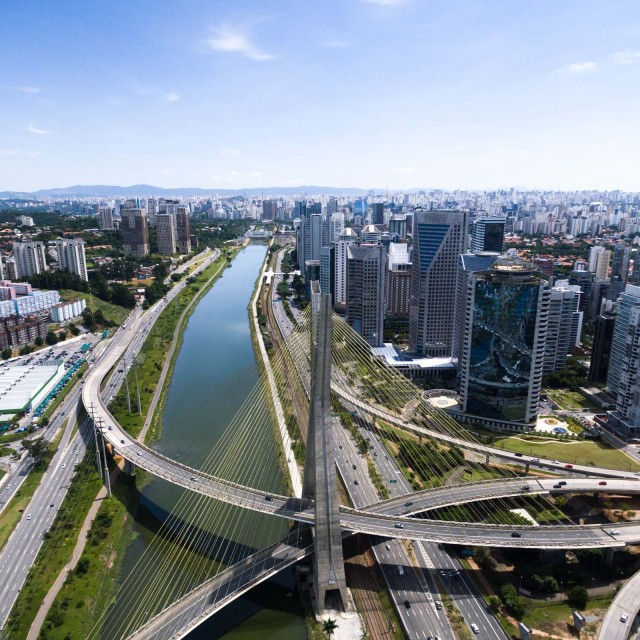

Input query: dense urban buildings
[121,205,150,257]
[13,241,47,278]
[470,216,505,253]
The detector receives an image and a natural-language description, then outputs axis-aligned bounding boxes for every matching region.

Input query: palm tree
[322,618,338,638]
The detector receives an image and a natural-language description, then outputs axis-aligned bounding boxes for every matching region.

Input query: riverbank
[108,249,232,442]
[248,242,302,498]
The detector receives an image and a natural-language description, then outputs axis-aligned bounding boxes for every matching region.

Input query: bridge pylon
[303,289,350,613]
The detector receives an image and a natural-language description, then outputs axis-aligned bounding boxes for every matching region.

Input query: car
[136,451,141,456]
[108,425,112,430]
[515,452,523,457]
[338,445,342,449]
[120,439,125,444]
[565,464,573,469]
[552,459,559,463]
[532,457,540,462]
[385,544,391,550]
[599,481,607,486]
[265,495,273,501]
[49,504,54,508]
[62,463,66,468]
[553,483,562,488]
[75,451,79,456]
[521,485,530,491]
[352,464,357,470]
[559,480,567,486]
[511,531,522,538]
[26,514,32,520]
[404,600,411,609]
[470,623,479,634]
[634,471,640,477]
[397,565,404,575]
[609,529,621,535]
[354,480,359,485]
[435,601,443,610]
[394,523,404,529]
[621,613,629,623]
[405,501,413,507]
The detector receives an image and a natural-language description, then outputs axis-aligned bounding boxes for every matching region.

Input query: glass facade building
[459,261,550,425]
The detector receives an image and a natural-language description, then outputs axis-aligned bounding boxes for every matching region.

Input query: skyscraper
[176,207,191,254]
[589,305,616,383]
[262,199,277,220]
[55,238,88,281]
[606,284,640,440]
[13,241,48,278]
[611,244,631,281]
[346,244,385,347]
[409,209,468,357]
[543,282,583,374]
[471,217,505,253]
[385,243,411,319]
[372,202,385,226]
[121,207,150,258]
[319,245,334,301]
[334,228,357,305]
[297,213,323,272]
[458,259,550,426]
[156,213,177,255]
[146,197,158,228]
[588,246,611,280]
[98,204,114,230]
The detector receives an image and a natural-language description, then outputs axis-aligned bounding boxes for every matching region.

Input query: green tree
[45,332,58,346]
[34,336,44,346]
[1,348,11,360]
[322,619,338,638]
[488,596,501,613]
[68,323,80,336]
[21,438,51,467]
[567,586,588,610]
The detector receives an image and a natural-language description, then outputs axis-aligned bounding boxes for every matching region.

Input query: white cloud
[0,149,21,156]
[160,169,171,175]
[611,49,640,65]
[27,123,49,135]
[395,166,415,173]
[207,25,276,61]
[220,148,239,156]
[557,61,597,75]
[25,151,41,158]
[229,170,241,176]
[250,171,263,176]
[163,92,179,102]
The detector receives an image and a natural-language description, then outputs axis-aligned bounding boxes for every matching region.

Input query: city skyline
[2,0,639,192]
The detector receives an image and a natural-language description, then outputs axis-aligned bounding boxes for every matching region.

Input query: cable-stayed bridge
[82,291,640,639]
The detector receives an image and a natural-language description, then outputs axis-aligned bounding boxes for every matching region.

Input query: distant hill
[0,184,377,198]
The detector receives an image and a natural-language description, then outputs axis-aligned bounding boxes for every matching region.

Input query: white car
[621,613,629,623]
[470,623,479,634]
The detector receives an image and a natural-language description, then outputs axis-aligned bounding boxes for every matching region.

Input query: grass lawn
[58,290,130,326]
[544,388,599,411]
[522,593,613,633]
[494,436,640,471]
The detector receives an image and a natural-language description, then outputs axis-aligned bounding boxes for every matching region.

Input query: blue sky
[1,0,639,192]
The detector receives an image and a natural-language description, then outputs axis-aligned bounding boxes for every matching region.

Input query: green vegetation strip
[4,459,103,639]
[58,289,129,326]
[38,362,88,427]
[109,252,233,441]
[494,436,640,471]
[36,478,135,640]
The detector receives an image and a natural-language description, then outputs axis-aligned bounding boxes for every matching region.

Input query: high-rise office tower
[346,244,385,347]
[297,213,323,272]
[543,281,583,374]
[590,304,617,383]
[262,199,277,220]
[99,204,114,230]
[294,201,307,220]
[156,213,177,255]
[588,246,611,280]
[471,217,505,253]
[326,198,338,216]
[121,207,150,258]
[458,259,550,426]
[146,197,158,228]
[13,241,48,278]
[606,284,640,440]
[176,207,191,254]
[611,243,631,281]
[372,202,385,226]
[409,209,468,357]
[55,238,88,281]
[0,253,4,281]
[452,252,499,367]
[334,228,357,305]
[320,245,335,301]
[385,243,411,319]
[389,214,407,240]
[361,224,382,245]
[607,284,640,399]
[321,213,344,247]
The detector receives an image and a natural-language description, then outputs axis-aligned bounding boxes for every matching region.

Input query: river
[104,244,306,640]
